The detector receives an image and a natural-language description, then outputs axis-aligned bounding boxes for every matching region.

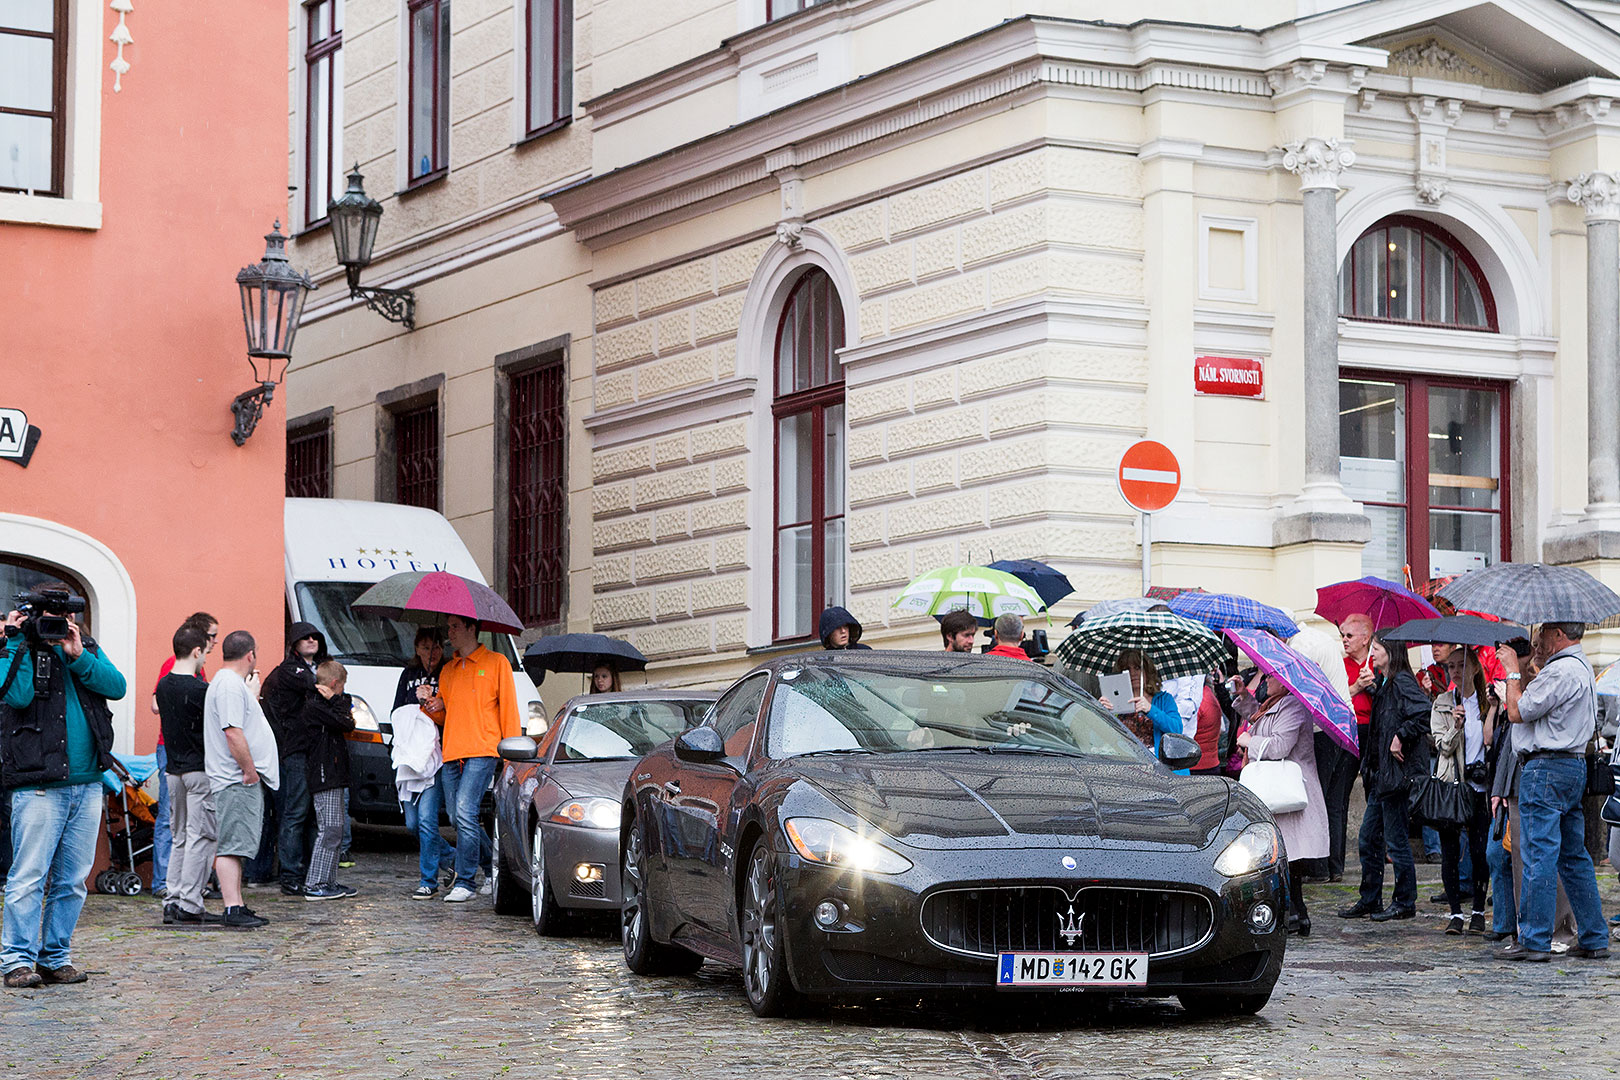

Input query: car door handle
[663,781,681,799]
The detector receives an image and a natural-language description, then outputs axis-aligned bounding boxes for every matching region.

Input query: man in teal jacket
[1,603,127,989]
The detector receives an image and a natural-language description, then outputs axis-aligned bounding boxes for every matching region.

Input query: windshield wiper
[332,651,409,665]
[795,747,875,757]
[909,745,1083,757]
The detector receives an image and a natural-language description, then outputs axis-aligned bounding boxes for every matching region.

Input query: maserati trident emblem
[1058,904,1085,948]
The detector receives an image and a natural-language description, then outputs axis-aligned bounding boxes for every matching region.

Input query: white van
[284,498,544,823]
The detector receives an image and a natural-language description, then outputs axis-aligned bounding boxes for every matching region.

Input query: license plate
[996,952,1148,988]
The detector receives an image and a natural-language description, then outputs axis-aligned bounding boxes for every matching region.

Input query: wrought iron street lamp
[232,221,315,446]
[327,165,416,329]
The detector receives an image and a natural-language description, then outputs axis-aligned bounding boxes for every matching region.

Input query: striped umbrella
[1168,591,1300,638]
[892,565,1046,621]
[1437,562,1620,625]
[1053,609,1227,681]
[351,571,524,634]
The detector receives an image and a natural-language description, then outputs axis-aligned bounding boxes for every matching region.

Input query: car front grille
[919,886,1215,960]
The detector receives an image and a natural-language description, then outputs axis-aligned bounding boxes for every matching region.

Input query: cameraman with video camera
[0,586,127,990]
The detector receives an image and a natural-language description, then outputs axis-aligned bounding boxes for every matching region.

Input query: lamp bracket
[349,281,416,330]
[230,381,276,447]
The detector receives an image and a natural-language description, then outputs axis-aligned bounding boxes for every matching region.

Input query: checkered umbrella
[1437,562,1620,625]
[1168,592,1300,638]
[1053,610,1227,681]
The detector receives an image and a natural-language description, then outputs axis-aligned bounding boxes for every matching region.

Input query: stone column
[1275,137,1370,538]
[1565,171,1620,519]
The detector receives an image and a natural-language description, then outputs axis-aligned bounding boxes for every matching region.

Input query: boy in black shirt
[156,624,218,925]
[301,660,356,901]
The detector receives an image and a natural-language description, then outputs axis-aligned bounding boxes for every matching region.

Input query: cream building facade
[286,0,1620,705]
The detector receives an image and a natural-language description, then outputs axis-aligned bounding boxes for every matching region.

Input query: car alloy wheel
[620,812,703,977]
[530,821,559,935]
[740,844,799,1017]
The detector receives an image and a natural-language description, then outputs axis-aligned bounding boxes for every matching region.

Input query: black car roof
[750,649,1060,680]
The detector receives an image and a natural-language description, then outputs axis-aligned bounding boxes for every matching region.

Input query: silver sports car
[489,690,718,932]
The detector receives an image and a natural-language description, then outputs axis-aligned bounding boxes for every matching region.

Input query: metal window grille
[286,420,333,498]
[508,361,566,624]
[394,402,439,509]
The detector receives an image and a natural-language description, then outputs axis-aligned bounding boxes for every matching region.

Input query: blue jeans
[2,784,102,972]
[401,775,455,889]
[439,757,496,891]
[1357,790,1418,910]
[1487,805,1516,936]
[275,752,313,889]
[151,745,171,892]
[1516,757,1609,953]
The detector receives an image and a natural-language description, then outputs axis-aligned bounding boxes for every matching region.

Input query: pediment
[1289,0,1620,91]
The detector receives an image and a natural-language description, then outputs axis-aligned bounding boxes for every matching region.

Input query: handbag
[1238,759,1309,814]
[1408,769,1470,828]
[1585,745,1617,798]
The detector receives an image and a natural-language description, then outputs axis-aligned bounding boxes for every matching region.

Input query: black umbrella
[1437,562,1620,625]
[1383,615,1529,648]
[522,634,647,683]
[986,559,1075,607]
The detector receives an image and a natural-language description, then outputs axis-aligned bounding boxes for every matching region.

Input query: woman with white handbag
[1237,679,1330,937]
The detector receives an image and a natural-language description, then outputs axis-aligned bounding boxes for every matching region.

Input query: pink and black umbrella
[351,571,524,634]
[1315,575,1439,632]
[1225,628,1359,756]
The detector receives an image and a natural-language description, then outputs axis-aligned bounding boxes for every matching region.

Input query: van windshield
[293,582,520,667]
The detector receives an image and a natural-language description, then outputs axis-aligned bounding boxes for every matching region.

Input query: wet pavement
[3,830,1618,1080]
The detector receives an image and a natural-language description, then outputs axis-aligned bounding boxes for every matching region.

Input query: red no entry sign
[1117,440,1181,513]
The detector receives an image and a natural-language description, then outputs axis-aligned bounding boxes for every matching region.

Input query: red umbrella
[1315,576,1440,632]
[351,571,524,634]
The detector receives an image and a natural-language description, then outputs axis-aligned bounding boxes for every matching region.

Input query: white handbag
[1239,760,1309,814]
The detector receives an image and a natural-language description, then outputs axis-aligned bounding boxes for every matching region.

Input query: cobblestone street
[2,830,1617,1080]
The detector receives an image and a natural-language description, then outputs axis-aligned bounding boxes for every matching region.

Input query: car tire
[739,842,802,1018]
[530,821,565,936]
[489,815,527,916]
[1177,989,1272,1017]
[621,812,703,977]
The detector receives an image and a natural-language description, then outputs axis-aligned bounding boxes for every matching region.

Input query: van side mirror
[1158,732,1201,771]
[674,727,726,764]
[498,736,539,762]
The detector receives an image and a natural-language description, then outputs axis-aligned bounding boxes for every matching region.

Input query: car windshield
[765,666,1153,762]
[555,700,706,761]
[293,581,520,667]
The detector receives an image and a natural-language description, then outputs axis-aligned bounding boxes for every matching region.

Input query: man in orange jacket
[422,614,519,903]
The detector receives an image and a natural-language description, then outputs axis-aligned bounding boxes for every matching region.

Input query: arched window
[1339,216,1496,331]
[772,269,846,642]
[0,555,92,634]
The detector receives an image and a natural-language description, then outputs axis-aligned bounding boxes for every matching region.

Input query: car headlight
[350,696,379,732]
[551,798,621,830]
[1214,822,1281,878]
[783,817,912,875]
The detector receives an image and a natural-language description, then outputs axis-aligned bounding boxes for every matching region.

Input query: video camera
[13,588,86,645]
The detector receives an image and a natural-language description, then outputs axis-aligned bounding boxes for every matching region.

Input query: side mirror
[674,727,726,764]
[1158,732,1201,771]
[498,735,539,762]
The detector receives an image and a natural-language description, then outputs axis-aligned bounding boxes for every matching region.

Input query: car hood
[787,754,1231,851]
[547,758,638,801]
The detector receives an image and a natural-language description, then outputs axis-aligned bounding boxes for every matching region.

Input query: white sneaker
[443,886,476,903]
[477,879,493,896]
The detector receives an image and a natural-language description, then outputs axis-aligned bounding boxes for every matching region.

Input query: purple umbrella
[1315,575,1439,632]
[1224,628,1359,757]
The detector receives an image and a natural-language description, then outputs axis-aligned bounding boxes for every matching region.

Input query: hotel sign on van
[1194,356,1264,399]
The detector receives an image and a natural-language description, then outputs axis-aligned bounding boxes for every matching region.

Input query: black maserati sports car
[617,652,1288,1016]
[490,689,717,931]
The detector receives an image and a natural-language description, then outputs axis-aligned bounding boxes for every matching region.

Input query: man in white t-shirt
[202,631,280,930]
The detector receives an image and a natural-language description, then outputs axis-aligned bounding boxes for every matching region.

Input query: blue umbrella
[1224,629,1359,756]
[986,559,1075,608]
[1169,592,1299,637]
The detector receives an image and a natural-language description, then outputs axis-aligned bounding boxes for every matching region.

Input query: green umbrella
[892,565,1046,620]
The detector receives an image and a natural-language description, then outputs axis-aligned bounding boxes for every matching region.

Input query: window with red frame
[286,417,333,499]
[507,359,566,625]
[0,0,67,196]
[303,0,343,227]
[525,0,572,136]
[407,0,450,184]
[1338,216,1497,331]
[773,270,846,642]
[394,401,440,510]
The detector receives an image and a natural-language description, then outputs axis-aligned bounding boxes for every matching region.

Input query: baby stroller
[94,752,159,896]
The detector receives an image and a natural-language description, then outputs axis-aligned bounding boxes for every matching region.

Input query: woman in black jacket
[1339,631,1432,922]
